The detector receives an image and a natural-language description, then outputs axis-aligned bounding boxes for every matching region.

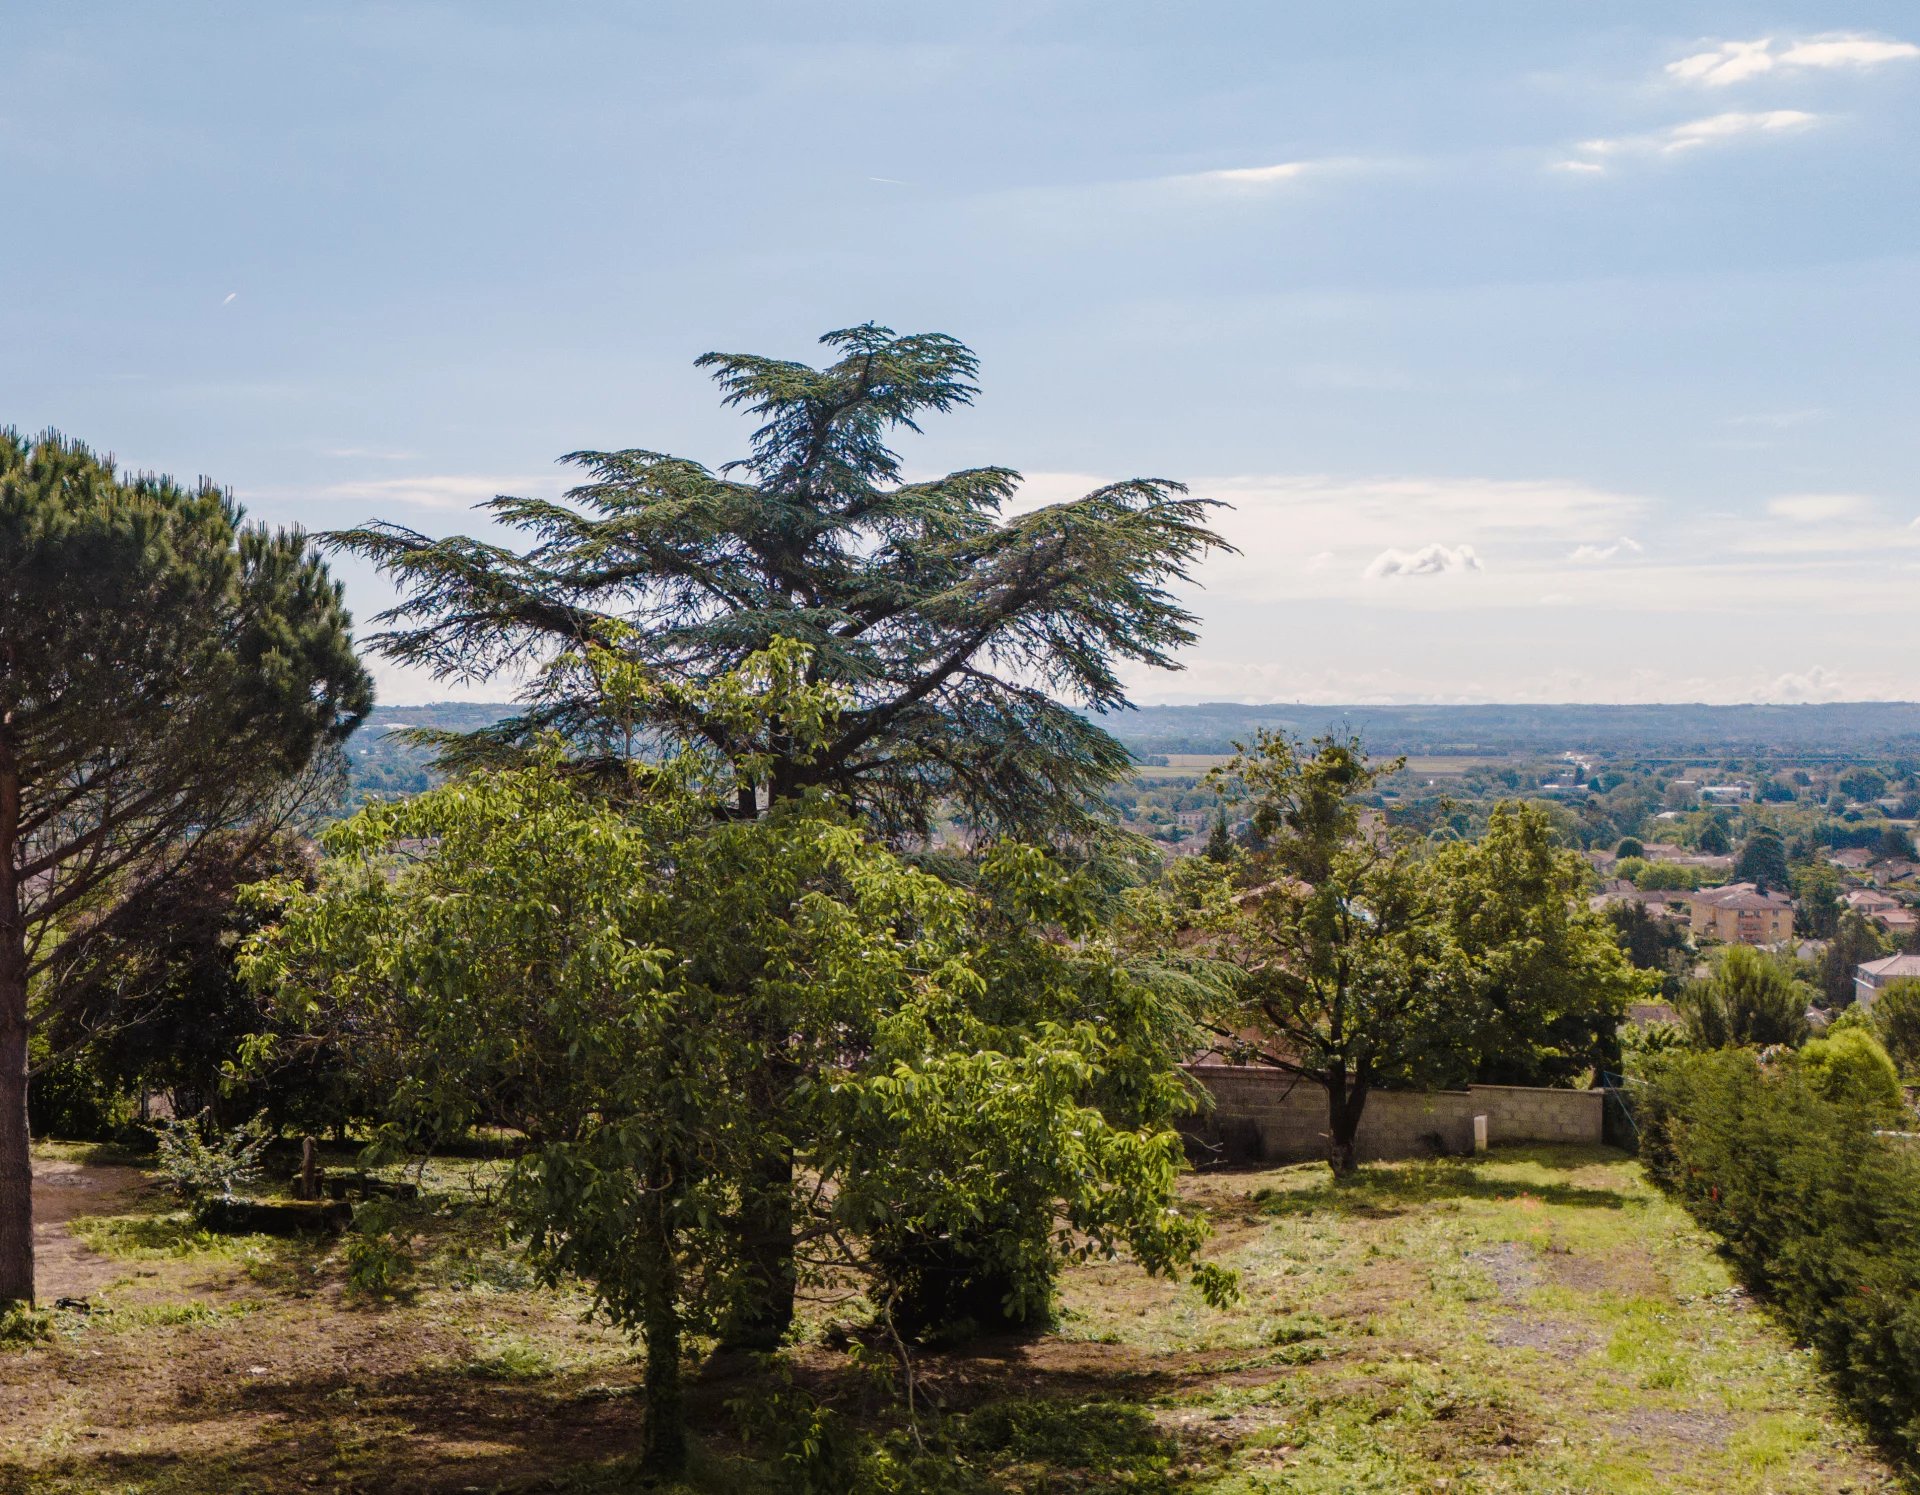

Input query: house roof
[1691,881,1792,912]
[1860,953,1920,983]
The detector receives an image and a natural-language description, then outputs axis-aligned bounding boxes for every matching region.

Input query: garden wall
[1183,1063,1605,1165]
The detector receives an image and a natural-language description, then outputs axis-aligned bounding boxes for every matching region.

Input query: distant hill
[1098,702,1920,759]
[344,699,1920,801]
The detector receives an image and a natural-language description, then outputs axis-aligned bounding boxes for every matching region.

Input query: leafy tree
[1797,1028,1903,1117]
[244,651,1227,1472]
[41,829,356,1133]
[1435,803,1654,1085]
[0,430,370,1306]
[1677,945,1812,1050]
[1615,836,1645,860]
[1791,860,1843,941]
[1821,911,1892,1009]
[1838,767,1888,803]
[328,325,1228,847]
[1203,811,1233,864]
[1869,978,1920,1075]
[328,326,1228,1345]
[1188,736,1464,1177]
[1697,820,1731,856]
[1879,825,1918,862]
[1733,829,1790,891]
[1606,900,1693,1000]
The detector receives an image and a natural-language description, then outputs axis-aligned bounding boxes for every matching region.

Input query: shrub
[1640,1050,1920,1469]
[152,1109,271,1206]
[1872,978,1920,1076]
[1676,946,1811,1050]
[1798,1029,1903,1117]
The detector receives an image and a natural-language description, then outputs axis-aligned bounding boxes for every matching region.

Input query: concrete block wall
[1183,1065,1604,1165]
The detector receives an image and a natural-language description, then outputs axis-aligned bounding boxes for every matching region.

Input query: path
[31,1155,148,1300]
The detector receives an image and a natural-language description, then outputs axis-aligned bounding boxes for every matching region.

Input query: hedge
[1639,1050,1920,1471]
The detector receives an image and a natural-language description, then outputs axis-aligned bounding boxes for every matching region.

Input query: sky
[4,2,1918,708]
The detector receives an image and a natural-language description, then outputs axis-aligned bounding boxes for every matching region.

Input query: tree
[244,654,1227,1474]
[1839,767,1888,803]
[1791,860,1843,941]
[1821,911,1892,1009]
[1606,901,1693,1000]
[328,324,1229,847]
[1188,736,1464,1177]
[1435,802,1654,1086]
[1733,829,1789,891]
[1615,836,1645,860]
[1677,946,1812,1050]
[0,430,370,1306]
[1698,820,1731,856]
[1204,810,1233,864]
[41,828,355,1133]
[1870,977,1920,1075]
[1797,1028,1903,1117]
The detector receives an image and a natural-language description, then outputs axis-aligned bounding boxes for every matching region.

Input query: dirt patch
[1487,1313,1597,1357]
[31,1158,151,1300]
[1544,1244,1667,1299]
[1421,1398,1541,1461]
[1466,1242,1539,1303]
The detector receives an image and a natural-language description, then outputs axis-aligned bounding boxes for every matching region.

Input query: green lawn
[0,1144,1901,1493]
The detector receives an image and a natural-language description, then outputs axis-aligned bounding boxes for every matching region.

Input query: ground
[0,1142,1902,1494]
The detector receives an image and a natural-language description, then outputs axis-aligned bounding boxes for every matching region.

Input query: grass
[1,1143,1903,1494]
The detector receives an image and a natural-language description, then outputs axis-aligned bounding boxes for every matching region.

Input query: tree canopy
[243,647,1230,1474]
[0,428,370,1306]
[328,325,1230,845]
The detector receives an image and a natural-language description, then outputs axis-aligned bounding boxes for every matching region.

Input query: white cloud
[1782,36,1920,68]
[1306,550,1336,571]
[1364,543,1482,580]
[1576,111,1817,166]
[1765,492,1870,522]
[1668,34,1919,86]
[308,473,551,511]
[1179,161,1313,188]
[1569,536,1643,563]
[1552,159,1606,174]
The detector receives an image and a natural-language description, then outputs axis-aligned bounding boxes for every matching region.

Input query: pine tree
[0,430,369,1304]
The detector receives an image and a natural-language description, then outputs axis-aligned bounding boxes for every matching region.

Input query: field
[1,1142,1900,1494]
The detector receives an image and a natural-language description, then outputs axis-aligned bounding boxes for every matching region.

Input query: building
[1856,953,1920,1009]
[1687,882,1794,946]
[1845,888,1901,916]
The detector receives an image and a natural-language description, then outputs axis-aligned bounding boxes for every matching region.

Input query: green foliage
[1792,860,1843,940]
[152,1109,272,1206]
[0,1300,52,1346]
[1870,977,1920,1075]
[1697,820,1732,856]
[1798,1028,1903,1117]
[1434,801,1653,1085]
[42,831,357,1133]
[1,426,370,1302]
[328,325,1228,847]
[1640,1050,1920,1469]
[1822,911,1893,1008]
[24,1031,136,1141]
[344,1199,416,1299]
[1621,858,1702,891]
[1614,836,1645,859]
[1676,945,1812,1049]
[1187,735,1466,1175]
[1733,828,1791,889]
[1605,900,1693,1000]
[244,647,1223,1473]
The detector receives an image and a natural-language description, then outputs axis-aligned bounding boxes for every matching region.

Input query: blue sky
[5,3,1917,706]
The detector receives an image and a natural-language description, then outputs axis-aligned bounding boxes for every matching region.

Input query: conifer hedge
[1640,1050,1920,1470]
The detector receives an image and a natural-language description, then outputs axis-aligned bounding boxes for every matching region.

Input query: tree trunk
[639,1172,687,1477]
[0,747,34,1306]
[1325,1074,1369,1181]
[721,1141,795,1351]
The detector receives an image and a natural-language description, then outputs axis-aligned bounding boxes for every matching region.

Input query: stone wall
[1183,1064,1605,1165]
